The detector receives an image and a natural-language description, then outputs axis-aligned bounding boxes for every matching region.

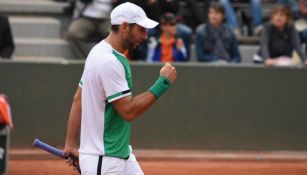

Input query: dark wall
[0,61,307,150]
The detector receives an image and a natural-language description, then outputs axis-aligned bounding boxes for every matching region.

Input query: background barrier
[0,60,307,150]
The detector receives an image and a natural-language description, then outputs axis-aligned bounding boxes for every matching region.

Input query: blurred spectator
[277,0,300,19]
[219,0,263,35]
[297,0,307,54]
[195,2,241,63]
[132,0,193,60]
[299,0,307,55]
[0,93,13,130]
[0,15,14,59]
[254,5,307,66]
[67,0,112,41]
[66,0,114,58]
[147,13,187,62]
[184,0,212,30]
[299,0,307,17]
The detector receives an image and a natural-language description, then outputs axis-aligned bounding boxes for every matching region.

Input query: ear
[120,22,129,33]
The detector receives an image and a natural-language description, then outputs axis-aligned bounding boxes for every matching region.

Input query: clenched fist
[160,63,177,84]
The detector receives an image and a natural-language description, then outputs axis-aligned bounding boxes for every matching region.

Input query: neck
[105,32,126,53]
[211,23,221,29]
[276,25,285,31]
[162,33,173,39]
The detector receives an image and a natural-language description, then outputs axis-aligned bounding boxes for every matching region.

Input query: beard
[123,30,138,54]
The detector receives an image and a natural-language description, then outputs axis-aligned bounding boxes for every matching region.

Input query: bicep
[75,87,82,101]
[111,95,132,113]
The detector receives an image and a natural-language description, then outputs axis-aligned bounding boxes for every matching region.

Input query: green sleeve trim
[79,80,83,87]
[149,76,171,99]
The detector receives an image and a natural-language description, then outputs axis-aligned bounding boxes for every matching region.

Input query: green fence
[0,60,307,150]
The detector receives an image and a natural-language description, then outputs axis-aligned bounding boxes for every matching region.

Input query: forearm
[121,91,156,121]
[196,48,213,62]
[175,48,187,61]
[115,79,171,121]
[65,88,82,148]
[196,39,213,62]
[113,63,176,121]
[198,53,215,62]
[114,74,173,121]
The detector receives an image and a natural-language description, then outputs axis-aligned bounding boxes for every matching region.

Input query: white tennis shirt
[79,40,133,158]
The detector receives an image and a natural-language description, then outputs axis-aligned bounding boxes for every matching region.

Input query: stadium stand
[0,0,301,64]
[0,0,77,61]
[178,0,264,63]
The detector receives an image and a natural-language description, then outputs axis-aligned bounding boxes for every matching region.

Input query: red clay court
[9,149,307,175]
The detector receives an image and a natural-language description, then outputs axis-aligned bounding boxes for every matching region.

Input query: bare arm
[113,63,177,121]
[64,87,82,157]
[112,91,156,121]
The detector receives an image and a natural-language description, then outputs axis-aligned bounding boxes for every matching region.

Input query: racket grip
[32,139,81,174]
[33,139,65,158]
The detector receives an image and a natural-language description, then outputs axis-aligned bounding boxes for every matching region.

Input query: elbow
[122,113,135,122]
[120,108,138,122]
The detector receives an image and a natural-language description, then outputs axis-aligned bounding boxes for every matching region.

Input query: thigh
[176,23,193,37]
[101,156,125,175]
[67,17,96,40]
[79,154,100,175]
[80,154,125,175]
[122,153,144,175]
[98,19,111,38]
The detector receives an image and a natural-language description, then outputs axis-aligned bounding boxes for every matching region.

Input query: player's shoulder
[86,42,121,65]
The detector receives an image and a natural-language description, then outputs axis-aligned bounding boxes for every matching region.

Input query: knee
[176,24,193,38]
[251,0,260,5]
[98,20,111,38]
[219,0,227,4]
[67,20,91,40]
[67,25,85,40]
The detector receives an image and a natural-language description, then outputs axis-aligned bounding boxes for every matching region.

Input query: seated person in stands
[299,0,307,16]
[277,0,300,19]
[147,13,187,62]
[195,2,241,63]
[131,0,193,60]
[66,0,114,58]
[219,0,263,35]
[0,15,14,59]
[254,5,307,66]
[298,0,307,54]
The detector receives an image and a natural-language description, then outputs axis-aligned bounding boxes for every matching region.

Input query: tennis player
[64,2,177,175]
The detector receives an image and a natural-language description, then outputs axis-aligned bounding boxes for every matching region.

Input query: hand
[176,38,184,49]
[305,60,307,67]
[64,145,79,172]
[160,63,177,84]
[265,59,275,66]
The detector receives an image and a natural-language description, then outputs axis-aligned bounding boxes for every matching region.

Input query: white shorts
[79,153,144,175]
